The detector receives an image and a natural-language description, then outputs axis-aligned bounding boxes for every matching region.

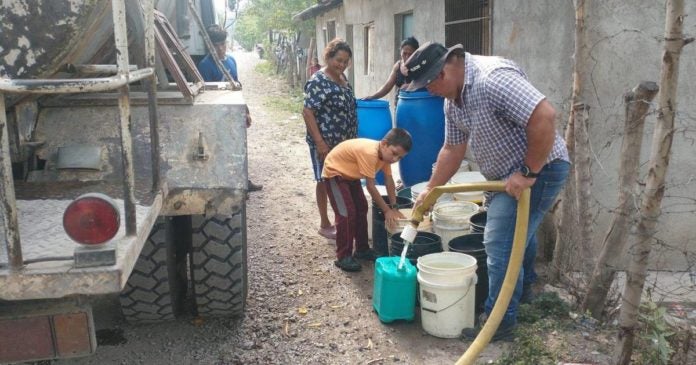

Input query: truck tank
[1,0,115,79]
[1,0,214,80]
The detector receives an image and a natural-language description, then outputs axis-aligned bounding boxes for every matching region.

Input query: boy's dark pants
[325,177,369,260]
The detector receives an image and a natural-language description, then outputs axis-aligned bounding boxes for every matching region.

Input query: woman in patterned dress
[302,39,357,240]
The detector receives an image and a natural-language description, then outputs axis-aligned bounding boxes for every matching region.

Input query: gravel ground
[51,51,617,365]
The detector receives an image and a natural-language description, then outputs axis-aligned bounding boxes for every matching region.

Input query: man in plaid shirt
[405,42,570,341]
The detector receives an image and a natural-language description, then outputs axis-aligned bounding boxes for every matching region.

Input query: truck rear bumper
[0,300,95,363]
[0,193,163,301]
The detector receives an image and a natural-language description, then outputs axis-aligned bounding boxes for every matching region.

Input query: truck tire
[190,206,247,317]
[119,217,185,322]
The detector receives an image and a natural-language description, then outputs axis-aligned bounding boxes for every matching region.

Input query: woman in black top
[364,37,420,101]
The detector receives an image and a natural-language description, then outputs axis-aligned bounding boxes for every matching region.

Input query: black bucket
[448,233,488,314]
[372,195,412,256]
[396,187,412,201]
[469,211,487,234]
[389,231,443,266]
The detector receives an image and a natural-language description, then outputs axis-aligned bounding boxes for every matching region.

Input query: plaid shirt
[445,53,569,180]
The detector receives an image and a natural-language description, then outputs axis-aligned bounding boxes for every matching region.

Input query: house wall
[494,0,696,269]
[316,0,445,105]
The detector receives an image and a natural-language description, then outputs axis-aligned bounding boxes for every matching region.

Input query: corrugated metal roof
[292,0,343,22]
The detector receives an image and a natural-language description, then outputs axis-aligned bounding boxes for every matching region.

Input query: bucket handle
[420,276,475,314]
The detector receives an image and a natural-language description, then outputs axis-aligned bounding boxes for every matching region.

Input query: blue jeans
[483,160,570,325]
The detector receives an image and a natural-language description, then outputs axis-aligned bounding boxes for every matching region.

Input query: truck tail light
[63,193,120,245]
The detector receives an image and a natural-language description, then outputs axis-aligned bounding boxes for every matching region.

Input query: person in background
[363,36,420,101]
[307,56,321,78]
[197,25,263,193]
[406,42,570,340]
[322,128,411,272]
[197,25,240,84]
[302,39,357,240]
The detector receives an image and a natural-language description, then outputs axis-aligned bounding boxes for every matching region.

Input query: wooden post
[581,81,658,319]
[614,0,693,363]
[306,37,316,80]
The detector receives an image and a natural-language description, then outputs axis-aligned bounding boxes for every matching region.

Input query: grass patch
[495,322,560,365]
[263,87,304,115]
[494,292,572,364]
[252,60,304,115]
[518,291,571,324]
[254,60,275,76]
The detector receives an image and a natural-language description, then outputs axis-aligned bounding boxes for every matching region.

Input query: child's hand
[384,208,403,230]
[394,209,406,220]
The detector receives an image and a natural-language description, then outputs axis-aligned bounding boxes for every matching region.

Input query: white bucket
[417,252,478,338]
[448,171,486,203]
[432,201,479,251]
[387,208,433,234]
[411,181,453,204]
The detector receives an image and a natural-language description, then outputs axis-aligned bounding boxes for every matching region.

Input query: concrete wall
[495,0,696,269]
[316,0,445,103]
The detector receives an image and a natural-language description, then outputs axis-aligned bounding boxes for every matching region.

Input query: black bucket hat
[404,42,463,91]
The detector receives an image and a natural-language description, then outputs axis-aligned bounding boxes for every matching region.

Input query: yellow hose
[409,182,530,365]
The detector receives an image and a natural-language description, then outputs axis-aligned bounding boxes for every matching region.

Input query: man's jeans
[483,160,570,325]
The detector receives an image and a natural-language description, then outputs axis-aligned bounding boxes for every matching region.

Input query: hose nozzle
[400,223,418,245]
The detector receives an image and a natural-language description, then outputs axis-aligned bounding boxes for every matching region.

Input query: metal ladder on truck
[0,0,160,271]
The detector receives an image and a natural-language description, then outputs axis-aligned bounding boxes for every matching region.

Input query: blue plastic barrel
[357,99,392,184]
[396,91,445,186]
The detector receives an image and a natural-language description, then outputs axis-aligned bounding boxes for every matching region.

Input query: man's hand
[506,172,536,200]
[413,186,435,217]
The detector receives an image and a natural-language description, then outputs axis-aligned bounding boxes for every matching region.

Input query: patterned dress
[303,70,357,149]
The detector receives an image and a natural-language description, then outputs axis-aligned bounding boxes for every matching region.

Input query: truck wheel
[119,217,185,322]
[190,206,247,317]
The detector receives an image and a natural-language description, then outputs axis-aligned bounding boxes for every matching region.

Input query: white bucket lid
[448,171,486,202]
[410,181,429,196]
[411,186,454,204]
[449,171,486,184]
[417,252,478,275]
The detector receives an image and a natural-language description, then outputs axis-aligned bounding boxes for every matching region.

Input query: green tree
[235,0,314,50]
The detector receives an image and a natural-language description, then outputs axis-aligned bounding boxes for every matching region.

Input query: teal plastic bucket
[373,256,417,323]
[396,91,445,186]
[357,99,392,184]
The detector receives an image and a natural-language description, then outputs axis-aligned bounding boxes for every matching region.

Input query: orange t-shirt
[322,139,391,180]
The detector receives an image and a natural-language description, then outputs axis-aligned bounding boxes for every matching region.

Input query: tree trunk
[286,42,295,87]
[582,82,658,319]
[573,101,593,272]
[306,37,316,80]
[551,0,588,282]
[614,1,693,363]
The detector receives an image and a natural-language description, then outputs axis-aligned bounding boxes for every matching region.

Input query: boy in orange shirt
[322,128,412,272]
